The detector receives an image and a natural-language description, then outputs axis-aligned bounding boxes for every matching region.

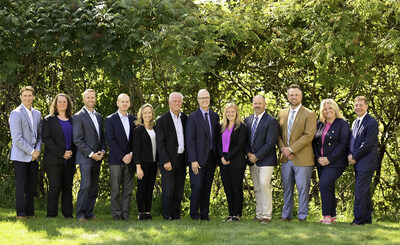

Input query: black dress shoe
[145,214,152,220]
[201,217,211,221]
[164,216,173,220]
[350,222,364,226]
[114,216,121,221]
[224,216,232,222]
[64,215,74,219]
[138,213,147,220]
[122,216,129,221]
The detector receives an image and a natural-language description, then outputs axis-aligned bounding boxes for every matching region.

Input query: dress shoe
[27,215,37,219]
[261,218,271,224]
[122,216,129,221]
[164,216,173,220]
[138,213,147,220]
[145,213,152,220]
[77,218,88,222]
[225,216,233,222]
[16,216,27,220]
[350,222,364,226]
[88,216,100,221]
[64,215,74,219]
[298,219,306,222]
[201,217,211,221]
[113,216,121,221]
[231,216,240,222]
[280,218,291,221]
[253,216,262,222]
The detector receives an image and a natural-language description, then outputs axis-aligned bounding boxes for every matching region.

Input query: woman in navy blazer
[132,104,158,220]
[312,99,350,224]
[42,93,76,218]
[217,103,247,222]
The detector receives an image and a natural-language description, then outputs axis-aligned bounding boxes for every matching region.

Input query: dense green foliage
[1,0,399,220]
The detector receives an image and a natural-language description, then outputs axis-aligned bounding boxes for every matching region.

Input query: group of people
[9,84,379,226]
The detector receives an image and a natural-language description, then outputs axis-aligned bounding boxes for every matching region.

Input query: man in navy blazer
[73,89,106,221]
[105,93,136,221]
[186,89,220,220]
[244,95,279,223]
[156,92,187,220]
[348,96,379,225]
[9,86,42,219]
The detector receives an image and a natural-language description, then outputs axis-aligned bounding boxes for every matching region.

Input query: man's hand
[63,150,73,160]
[281,147,292,158]
[164,162,172,171]
[348,154,356,165]
[123,153,132,164]
[32,150,40,161]
[191,161,201,175]
[91,151,103,161]
[137,165,144,179]
[247,153,258,164]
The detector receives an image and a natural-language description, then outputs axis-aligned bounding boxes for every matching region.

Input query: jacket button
[328,143,331,145]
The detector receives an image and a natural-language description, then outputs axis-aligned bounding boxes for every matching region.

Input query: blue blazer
[244,112,278,167]
[186,108,220,167]
[349,113,379,172]
[105,111,136,165]
[312,118,350,169]
[72,107,106,165]
[9,104,42,162]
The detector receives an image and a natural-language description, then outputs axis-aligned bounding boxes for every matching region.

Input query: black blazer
[133,125,157,164]
[156,111,187,168]
[217,123,247,168]
[42,114,76,166]
[312,118,350,169]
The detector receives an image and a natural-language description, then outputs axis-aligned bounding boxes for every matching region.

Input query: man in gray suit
[73,89,106,221]
[9,86,42,219]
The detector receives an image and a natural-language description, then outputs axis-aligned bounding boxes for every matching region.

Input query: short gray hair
[169,92,184,102]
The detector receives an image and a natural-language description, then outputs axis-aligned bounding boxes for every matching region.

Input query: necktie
[204,112,212,150]
[251,116,258,148]
[350,119,360,152]
[287,110,295,146]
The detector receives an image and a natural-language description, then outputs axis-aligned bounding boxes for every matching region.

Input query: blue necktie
[350,119,360,152]
[251,116,258,148]
[287,110,295,146]
[204,112,212,150]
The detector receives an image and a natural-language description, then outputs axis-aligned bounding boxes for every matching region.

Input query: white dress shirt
[170,111,185,154]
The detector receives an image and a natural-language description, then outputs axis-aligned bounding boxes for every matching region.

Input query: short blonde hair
[135,103,154,127]
[355,96,368,105]
[319,99,344,122]
[221,103,242,133]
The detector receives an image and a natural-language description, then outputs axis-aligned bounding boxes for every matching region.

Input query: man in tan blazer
[277,84,316,221]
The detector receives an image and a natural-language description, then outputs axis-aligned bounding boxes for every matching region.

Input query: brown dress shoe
[16,216,27,220]
[77,218,88,222]
[88,216,100,221]
[280,218,292,221]
[298,219,306,222]
[253,216,262,222]
[261,218,271,224]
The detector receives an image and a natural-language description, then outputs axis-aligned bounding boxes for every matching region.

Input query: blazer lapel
[82,108,99,139]
[20,105,34,133]
[115,113,128,142]
[198,109,211,138]
[253,113,267,142]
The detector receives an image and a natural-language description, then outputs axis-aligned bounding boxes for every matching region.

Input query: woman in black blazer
[42,93,76,218]
[133,103,158,220]
[312,99,350,224]
[217,103,247,222]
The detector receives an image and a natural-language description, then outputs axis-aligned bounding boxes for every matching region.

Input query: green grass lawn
[0,207,399,245]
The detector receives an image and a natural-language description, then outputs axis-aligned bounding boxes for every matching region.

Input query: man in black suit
[105,93,136,221]
[156,92,187,220]
[244,95,279,223]
[348,96,379,225]
[73,89,106,221]
[186,89,220,220]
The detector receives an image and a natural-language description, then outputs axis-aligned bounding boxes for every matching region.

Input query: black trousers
[136,162,157,213]
[13,161,38,216]
[161,154,186,219]
[45,163,76,217]
[220,164,245,217]
[189,151,216,219]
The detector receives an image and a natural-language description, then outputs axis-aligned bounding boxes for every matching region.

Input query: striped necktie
[251,116,258,148]
[350,119,360,152]
[287,110,295,146]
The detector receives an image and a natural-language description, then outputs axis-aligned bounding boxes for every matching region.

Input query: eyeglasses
[198,97,210,100]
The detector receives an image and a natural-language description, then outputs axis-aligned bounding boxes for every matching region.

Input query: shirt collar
[290,104,302,113]
[169,110,181,119]
[200,107,209,115]
[118,110,129,119]
[357,112,368,122]
[84,106,96,114]
[254,111,265,120]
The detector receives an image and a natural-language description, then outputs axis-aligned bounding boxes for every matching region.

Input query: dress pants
[189,150,216,219]
[353,168,375,224]
[76,161,101,219]
[317,166,345,217]
[281,160,313,220]
[161,154,186,219]
[109,164,134,219]
[137,162,157,213]
[45,163,76,217]
[250,165,274,220]
[220,164,245,217]
[13,161,38,217]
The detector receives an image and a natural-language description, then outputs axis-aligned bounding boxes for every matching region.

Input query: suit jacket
[156,111,187,168]
[73,107,106,165]
[349,113,379,172]
[277,105,316,166]
[9,104,42,162]
[105,111,136,165]
[186,108,220,167]
[217,123,247,168]
[312,118,350,169]
[133,125,157,164]
[244,112,279,167]
[42,114,76,166]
